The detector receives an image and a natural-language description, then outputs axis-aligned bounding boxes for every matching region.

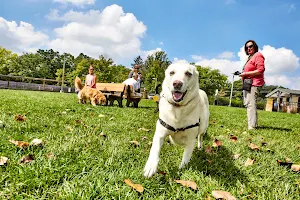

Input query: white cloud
[47,4,147,62]
[140,48,162,60]
[0,17,48,53]
[217,51,235,59]
[52,0,95,7]
[192,46,300,89]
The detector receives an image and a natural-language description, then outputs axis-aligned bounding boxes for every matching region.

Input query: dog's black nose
[173,80,183,89]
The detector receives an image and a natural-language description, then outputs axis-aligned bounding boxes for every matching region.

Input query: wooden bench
[123,85,142,108]
[96,83,125,107]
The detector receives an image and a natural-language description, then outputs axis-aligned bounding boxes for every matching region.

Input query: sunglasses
[89,68,94,70]
[246,44,254,50]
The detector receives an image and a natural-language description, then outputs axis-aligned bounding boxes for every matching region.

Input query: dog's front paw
[143,159,158,178]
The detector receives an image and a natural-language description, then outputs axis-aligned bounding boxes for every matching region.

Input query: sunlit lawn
[0,89,299,199]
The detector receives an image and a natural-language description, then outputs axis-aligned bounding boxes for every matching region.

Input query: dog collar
[158,118,200,132]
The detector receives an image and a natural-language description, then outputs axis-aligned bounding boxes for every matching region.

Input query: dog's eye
[185,71,192,77]
[170,71,175,76]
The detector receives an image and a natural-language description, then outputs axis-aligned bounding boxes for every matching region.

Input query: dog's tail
[74,77,84,90]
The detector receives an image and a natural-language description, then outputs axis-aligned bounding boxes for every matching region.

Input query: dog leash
[158,118,200,132]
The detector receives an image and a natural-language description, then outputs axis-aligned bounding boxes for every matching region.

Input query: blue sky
[0,0,300,89]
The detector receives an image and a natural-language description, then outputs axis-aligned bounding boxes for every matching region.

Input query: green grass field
[0,89,299,199]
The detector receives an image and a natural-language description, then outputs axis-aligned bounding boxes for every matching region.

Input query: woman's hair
[244,40,259,55]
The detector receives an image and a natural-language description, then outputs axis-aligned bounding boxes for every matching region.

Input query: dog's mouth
[172,91,187,102]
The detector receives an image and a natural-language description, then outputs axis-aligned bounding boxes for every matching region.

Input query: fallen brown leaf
[230,135,238,143]
[175,180,198,190]
[277,159,293,168]
[130,140,139,147]
[244,158,255,166]
[207,160,212,164]
[98,114,105,118]
[141,136,148,140]
[124,179,144,193]
[212,190,236,200]
[261,141,267,146]
[158,170,167,175]
[45,153,56,160]
[20,155,34,164]
[233,154,241,159]
[9,140,29,148]
[205,146,213,154]
[212,139,222,147]
[30,138,43,146]
[291,164,300,172]
[75,119,82,124]
[0,156,9,165]
[248,143,260,151]
[99,132,106,138]
[138,127,151,132]
[14,114,25,122]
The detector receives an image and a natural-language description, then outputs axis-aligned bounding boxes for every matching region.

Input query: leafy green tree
[143,51,172,92]
[0,47,18,75]
[196,65,229,96]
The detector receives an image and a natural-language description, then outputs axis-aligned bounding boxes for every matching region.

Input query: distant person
[239,40,265,130]
[85,65,97,89]
[128,65,142,92]
[123,72,142,98]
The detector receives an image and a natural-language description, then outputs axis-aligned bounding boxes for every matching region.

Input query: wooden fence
[0,74,75,93]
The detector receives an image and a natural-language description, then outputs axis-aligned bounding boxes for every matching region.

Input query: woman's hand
[239,72,248,77]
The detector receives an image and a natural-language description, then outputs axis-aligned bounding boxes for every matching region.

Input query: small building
[265,88,300,113]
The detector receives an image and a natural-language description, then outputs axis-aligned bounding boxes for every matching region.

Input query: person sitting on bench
[123,73,142,98]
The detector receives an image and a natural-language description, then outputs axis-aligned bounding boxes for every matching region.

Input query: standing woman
[85,65,97,88]
[239,40,265,130]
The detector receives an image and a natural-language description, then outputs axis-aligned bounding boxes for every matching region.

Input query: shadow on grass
[167,134,249,187]
[255,125,292,132]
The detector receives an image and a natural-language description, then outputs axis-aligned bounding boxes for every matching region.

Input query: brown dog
[74,77,106,106]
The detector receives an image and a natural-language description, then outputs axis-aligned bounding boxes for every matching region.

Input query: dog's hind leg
[179,139,195,169]
[197,133,204,149]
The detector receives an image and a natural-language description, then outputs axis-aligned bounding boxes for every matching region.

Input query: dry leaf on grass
[233,154,241,159]
[175,180,198,190]
[130,140,139,147]
[291,164,300,172]
[230,135,238,143]
[205,146,213,154]
[212,139,222,147]
[20,155,34,164]
[148,141,152,146]
[75,119,82,124]
[277,159,293,168]
[98,114,106,118]
[138,127,151,132]
[14,114,26,122]
[207,160,212,164]
[45,153,56,160]
[30,139,43,146]
[248,143,260,151]
[66,125,74,132]
[244,158,255,166]
[212,190,236,200]
[124,179,144,193]
[158,170,167,175]
[0,156,9,166]
[9,140,29,148]
[99,132,106,138]
[261,141,267,146]
[109,117,114,120]
[141,136,148,140]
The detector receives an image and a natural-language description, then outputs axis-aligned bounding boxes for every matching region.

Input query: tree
[0,47,18,75]
[196,65,229,96]
[143,51,172,92]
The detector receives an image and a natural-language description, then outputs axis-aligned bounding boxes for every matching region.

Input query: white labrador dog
[144,62,209,178]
